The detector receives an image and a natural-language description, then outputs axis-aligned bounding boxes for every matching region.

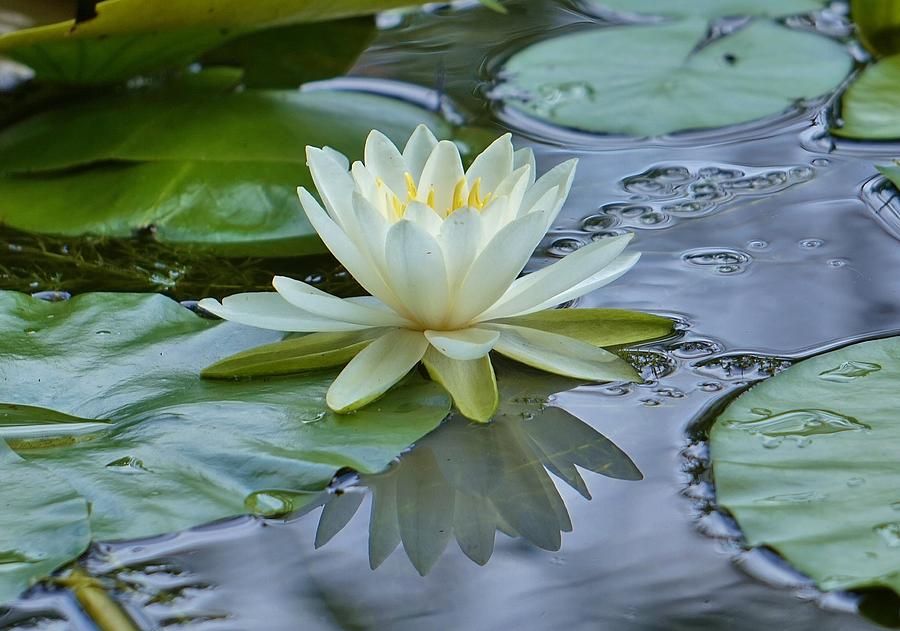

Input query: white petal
[326,329,429,412]
[437,207,483,299]
[197,293,369,332]
[365,130,407,197]
[418,140,465,216]
[517,252,641,315]
[424,327,500,360]
[385,219,451,328]
[404,201,443,234]
[351,161,380,212]
[298,187,404,313]
[403,124,438,181]
[350,192,391,275]
[491,164,532,217]
[477,233,634,321]
[465,133,514,194]
[273,276,411,327]
[484,323,638,382]
[306,147,356,227]
[449,210,547,327]
[322,146,350,170]
[520,159,577,223]
[478,194,512,242]
[514,147,537,186]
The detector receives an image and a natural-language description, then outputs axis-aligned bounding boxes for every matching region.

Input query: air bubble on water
[699,381,723,392]
[811,158,829,167]
[581,214,619,232]
[799,238,824,249]
[827,258,847,268]
[747,240,768,249]
[547,237,583,257]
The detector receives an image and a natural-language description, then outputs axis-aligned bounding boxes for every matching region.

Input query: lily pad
[0,441,91,603]
[496,19,851,136]
[711,336,900,595]
[834,55,900,140]
[587,0,827,18]
[0,90,456,256]
[0,291,450,542]
[0,0,424,83]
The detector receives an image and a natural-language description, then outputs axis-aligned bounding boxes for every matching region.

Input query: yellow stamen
[466,177,493,210]
[404,172,418,201]
[426,188,435,209]
[451,177,467,213]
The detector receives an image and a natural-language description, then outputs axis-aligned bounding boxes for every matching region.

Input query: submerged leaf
[711,336,900,596]
[496,19,851,136]
[0,292,450,542]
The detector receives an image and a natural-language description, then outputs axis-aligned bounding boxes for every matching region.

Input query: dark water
[2,1,900,629]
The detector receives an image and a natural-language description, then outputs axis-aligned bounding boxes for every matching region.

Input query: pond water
[1,1,899,629]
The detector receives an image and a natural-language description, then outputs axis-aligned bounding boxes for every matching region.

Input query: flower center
[377,173,493,220]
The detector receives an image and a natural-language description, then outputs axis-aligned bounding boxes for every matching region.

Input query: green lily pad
[0,90,457,256]
[0,0,423,84]
[834,55,900,140]
[0,441,91,603]
[0,291,450,542]
[496,19,851,136]
[587,0,827,18]
[711,336,900,595]
[200,17,376,89]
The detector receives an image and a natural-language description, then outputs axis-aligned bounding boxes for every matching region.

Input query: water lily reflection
[310,368,642,575]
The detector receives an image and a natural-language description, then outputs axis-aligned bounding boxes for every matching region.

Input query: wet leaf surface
[835,55,900,140]
[711,336,900,596]
[0,292,450,543]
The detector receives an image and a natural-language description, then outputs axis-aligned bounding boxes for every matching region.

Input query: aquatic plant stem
[59,567,141,631]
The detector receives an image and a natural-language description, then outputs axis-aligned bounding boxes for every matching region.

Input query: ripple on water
[682,248,752,275]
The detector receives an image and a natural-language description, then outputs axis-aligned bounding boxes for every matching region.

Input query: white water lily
[200,125,641,421]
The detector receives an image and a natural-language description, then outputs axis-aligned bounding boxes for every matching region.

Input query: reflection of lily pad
[0,292,450,544]
[496,19,851,136]
[586,0,827,18]
[0,442,90,604]
[834,56,900,140]
[0,90,456,256]
[711,336,900,596]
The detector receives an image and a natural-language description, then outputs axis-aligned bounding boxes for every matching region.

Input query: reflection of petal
[314,490,364,548]
[526,406,643,483]
[367,464,401,570]
[396,448,455,576]
[452,491,497,566]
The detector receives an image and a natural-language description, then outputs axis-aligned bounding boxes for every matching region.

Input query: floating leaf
[0,292,450,543]
[0,441,91,603]
[587,0,827,18]
[496,19,851,136]
[834,56,900,140]
[200,17,376,89]
[0,0,425,83]
[711,336,900,596]
[0,90,458,256]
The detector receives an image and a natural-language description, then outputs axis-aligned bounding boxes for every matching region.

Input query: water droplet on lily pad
[725,409,870,444]
[818,361,881,382]
[244,489,318,517]
[105,456,149,473]
[874,522,900,547]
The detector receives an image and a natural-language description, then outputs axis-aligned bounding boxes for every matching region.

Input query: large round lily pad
[0,292,450,543]
[834,55,900,140]
[711,336,900,595]
[496,19,851,136]
[0,90,457,256]
[587,0,827,18]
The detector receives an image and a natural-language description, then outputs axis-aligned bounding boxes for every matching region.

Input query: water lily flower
[200,125,641,421]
